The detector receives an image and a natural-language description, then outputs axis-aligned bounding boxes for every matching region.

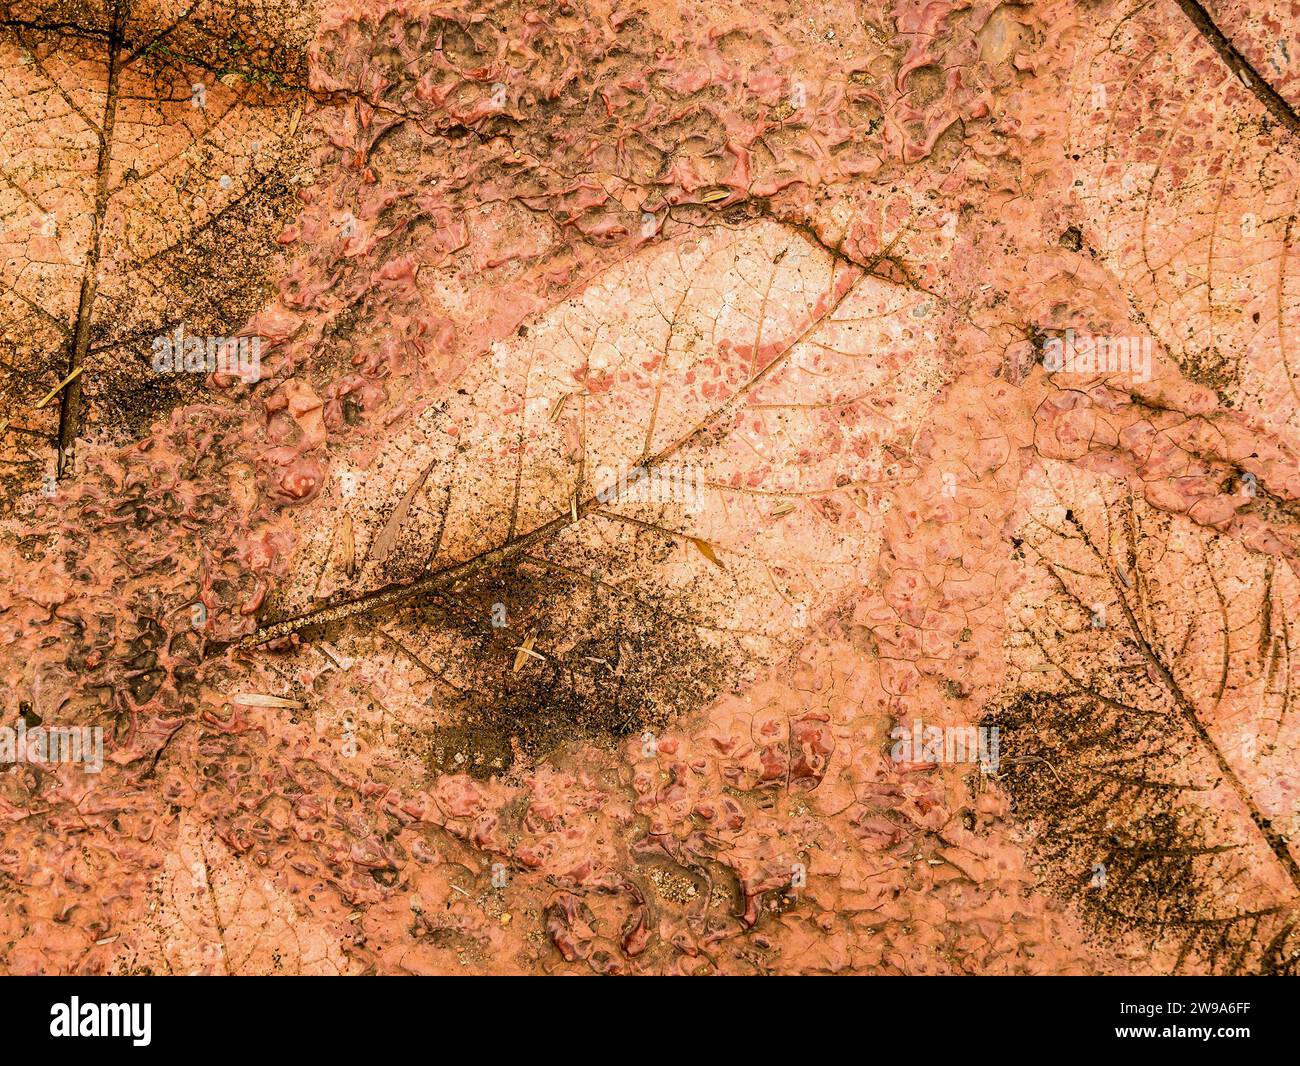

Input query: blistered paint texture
[0,0,1297,974]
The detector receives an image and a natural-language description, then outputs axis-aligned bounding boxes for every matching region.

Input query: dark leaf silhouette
[0,0,313,488]
[254,218,947,766]
[989,460,1300,974]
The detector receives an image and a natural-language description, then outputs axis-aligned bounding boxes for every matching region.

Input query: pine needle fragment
[33,366,83,410]
[231,693,304,709]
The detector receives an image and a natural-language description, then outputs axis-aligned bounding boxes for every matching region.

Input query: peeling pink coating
[0,0,1298,976]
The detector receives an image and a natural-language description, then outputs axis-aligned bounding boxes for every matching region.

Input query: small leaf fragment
[512,633,540,672]
[690,538,725,569]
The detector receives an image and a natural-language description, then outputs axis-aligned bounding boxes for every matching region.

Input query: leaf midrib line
[229,247,864,649]
[55,0,124,477]
[1173,0,1300,137]
[1061,509,1300,896]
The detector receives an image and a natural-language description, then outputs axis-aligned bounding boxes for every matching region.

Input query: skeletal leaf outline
[0,0,312,474]
[1068,0,1300,434]
[256,219,949,667]
[991,460,1300,974]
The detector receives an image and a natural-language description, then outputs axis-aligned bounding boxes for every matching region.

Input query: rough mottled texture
[0,0,1297,974]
